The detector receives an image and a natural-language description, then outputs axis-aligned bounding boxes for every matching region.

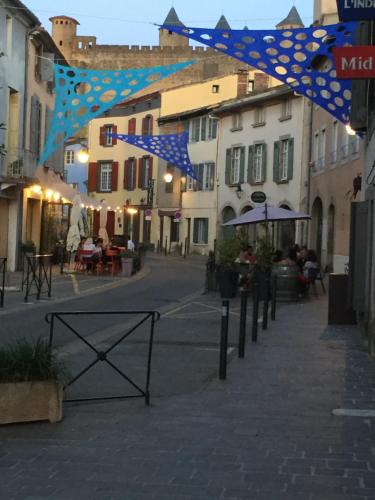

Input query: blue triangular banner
[108,132,197,180]
[39,61,195,164]
[160,22,358,124]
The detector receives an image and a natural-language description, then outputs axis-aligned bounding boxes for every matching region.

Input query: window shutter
[142,117,147,135]
[209,163,215,191]
[128,118,136,135]
[273,141,280,183]
[262,144,267,183]
[99,126,105,146]
[30,95,38,154]
[112,125,118,145]
[225,149,231,185]
[203,219,209,244]
[201,117,207,141]
[287,138,294,180]
[248,145,254,184]
[124,160,129,189]
[138,158,144,189]
[149,156,153,182]
[132,160,137,190]
[193,220,199,244]
[149,116,153,135]
[88,162,98,192]
[198,163,204,188]
[193,165,198,192]
[112,161,119,191]
[239,146,245,183]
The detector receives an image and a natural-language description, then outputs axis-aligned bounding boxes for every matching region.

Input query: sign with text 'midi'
[337,0,375,21]
[334,46,375,78]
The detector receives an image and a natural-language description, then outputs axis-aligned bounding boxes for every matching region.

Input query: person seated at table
[297,245,308,271]
[94,238,104,259]
[303,249,319,280]
[106,238,118,251]
[273,250,283,264]
[281,248,298,266]
[247,245,257,264]
[239,245,250,263]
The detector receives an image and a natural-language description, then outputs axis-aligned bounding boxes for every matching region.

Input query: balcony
[0,148,38,180]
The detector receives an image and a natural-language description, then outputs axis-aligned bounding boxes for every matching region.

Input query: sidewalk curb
[0,266,151,316]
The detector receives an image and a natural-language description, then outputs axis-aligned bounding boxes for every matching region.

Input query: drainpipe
[305,100,313,246]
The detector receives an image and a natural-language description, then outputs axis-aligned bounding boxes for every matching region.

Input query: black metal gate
[45,310,160,405]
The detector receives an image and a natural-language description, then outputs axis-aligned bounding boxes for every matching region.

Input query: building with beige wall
[309,0,364,273]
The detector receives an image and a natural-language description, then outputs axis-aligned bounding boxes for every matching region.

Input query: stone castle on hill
[49,7,304,92]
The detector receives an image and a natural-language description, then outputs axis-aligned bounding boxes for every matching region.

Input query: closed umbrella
[99,201,109,246]
[66,195,83,252]
[223,205,311,226]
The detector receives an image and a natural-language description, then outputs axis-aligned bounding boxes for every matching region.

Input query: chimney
[254,72,270,92]
[237,71,248,97]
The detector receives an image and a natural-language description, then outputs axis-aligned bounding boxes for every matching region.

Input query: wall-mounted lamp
[345,124,356,136]
[235,183,243,199]
[77,144,89,163]
[164,173,173,183]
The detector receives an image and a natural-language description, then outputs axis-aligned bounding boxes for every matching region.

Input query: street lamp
[77,146,89,163]
[127,207,138,241]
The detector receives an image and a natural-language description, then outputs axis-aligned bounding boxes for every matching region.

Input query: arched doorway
[221,206,236,240]
[327,204,335,272]
[240,205,256,245]
[277,204,296,253]
[311,197,323,263]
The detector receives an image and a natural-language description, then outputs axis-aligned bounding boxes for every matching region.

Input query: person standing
[127,236,135,252]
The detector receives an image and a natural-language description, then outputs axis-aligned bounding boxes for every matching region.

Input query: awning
[35,166,102,208]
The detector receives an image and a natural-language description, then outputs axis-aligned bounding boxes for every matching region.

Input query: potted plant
[120,249,134,278]
[254,234,274,300]
[216,237,241,299]
[0,337,65,425]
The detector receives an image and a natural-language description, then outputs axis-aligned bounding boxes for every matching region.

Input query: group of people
[76,235,135,271]
[273,244,319,281]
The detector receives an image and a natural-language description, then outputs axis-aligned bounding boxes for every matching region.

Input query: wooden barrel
[272,265,300,302]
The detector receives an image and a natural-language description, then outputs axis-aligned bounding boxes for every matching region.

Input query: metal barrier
[24,254,53,302]
[0,258,6,308]
[45,310,160,405]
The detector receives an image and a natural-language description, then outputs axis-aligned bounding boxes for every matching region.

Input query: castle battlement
[74,43,212,54]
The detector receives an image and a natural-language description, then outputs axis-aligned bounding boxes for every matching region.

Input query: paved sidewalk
[1,295,375,499]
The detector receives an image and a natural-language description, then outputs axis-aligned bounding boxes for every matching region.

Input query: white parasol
[98,201,109,245]
[66,195,84,252]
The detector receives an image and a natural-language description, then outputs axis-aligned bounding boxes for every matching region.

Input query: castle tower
[49,15,79,62]
[159,7,189,48]
[215,15,231,30]
[276,6,304,30]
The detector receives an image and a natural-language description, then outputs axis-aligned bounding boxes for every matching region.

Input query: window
[342,126,350,159]
[65,150,75,165]
[254,144,264,183]
[188,163,215,191]
[142,115,153,135]
[231,147,241,184]
[208,117,218,140]
[125,158,137,190]
[248,79,254,93]
[104,125,113,146]
[280,99,292,120]
[193,218,209,245]
[212,84,220,93]
[200,116,207,141]
[331,120,338,164]
[99,162,112,192]
[225,147,245,186]
[319,128,326,168]
[273,138,294,183]
[170,219,180,242]
[141,156,152,189]
[254,107,265,126]
[279,139,289,181]
[314,131,320,166]
[231,113,242,131]
[6,16,12,56]
[190,118,201,142]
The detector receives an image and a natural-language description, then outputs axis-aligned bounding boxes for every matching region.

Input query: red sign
[334,46,375,79]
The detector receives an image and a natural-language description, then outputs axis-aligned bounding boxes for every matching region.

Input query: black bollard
[219,300,229,380]
[238,289,248,358]
[271,274,277,321]
[252,282,260,343]
[262,278,270,331]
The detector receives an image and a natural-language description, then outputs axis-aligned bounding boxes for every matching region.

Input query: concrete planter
[121,257,133,278]
[0,381,63,425]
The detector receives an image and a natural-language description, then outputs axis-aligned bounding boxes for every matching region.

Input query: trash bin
[328,274,357,325]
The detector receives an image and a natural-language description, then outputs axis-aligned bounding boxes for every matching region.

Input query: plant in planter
[253,234,275,299]
[216,237,241,299]
[0,337,65,425]
[119,249,134,278]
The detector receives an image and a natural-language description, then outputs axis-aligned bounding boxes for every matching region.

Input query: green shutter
[239,146,245,183]
[262,143,267,183]
[225,149,231,185]
[203,219,209,244]
[273,141,280,183]
[248,145,254,184]
[287,138,294,180]
[201,117,207,141]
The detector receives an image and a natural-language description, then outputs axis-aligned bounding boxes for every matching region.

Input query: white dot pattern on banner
[39,61,194,164]
[162,22,358,124]
[113,133,197,180]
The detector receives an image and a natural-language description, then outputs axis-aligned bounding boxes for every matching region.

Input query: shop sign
[334,46,375,79]
[337,0,375,21]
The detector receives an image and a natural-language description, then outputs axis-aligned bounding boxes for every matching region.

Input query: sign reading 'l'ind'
[334,46,375,79]
[337,0,375,21]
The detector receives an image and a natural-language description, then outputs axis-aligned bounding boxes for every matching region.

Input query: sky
[21,0,314,46]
